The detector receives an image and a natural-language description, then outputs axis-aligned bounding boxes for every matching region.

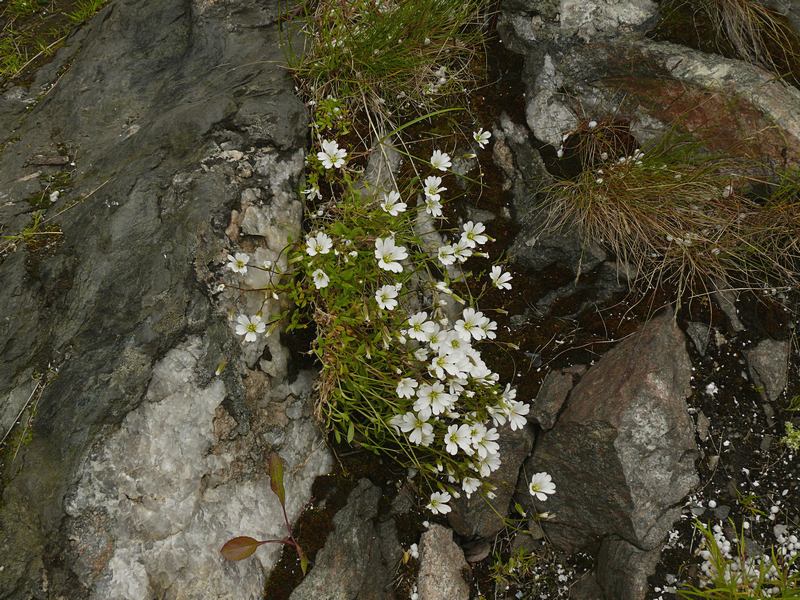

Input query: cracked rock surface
[520,309,699,554]
[0,0,329,598]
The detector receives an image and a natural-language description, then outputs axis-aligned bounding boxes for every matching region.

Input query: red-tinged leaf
[268,452,286,507]
[220,536,263,561]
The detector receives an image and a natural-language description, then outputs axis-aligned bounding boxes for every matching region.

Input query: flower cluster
[695,522,799,596]
[287,133,536,516]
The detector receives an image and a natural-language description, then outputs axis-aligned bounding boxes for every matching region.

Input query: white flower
[588,120,598,129]
[226,252,250,274]
[487,401,508,427]
[303,185,321,201]
[444,424,471,455]
[507,400,530,431]
[408,312,436,342]
[415,382,454,417]
[462,477,480,497]
[398,411,434,446]
[473,128,491,149]
[375,283,401,310]
[430,149,452,171]
[461,221,488,248]
[425,195,443,218]
[389,413,406,433]
[317,139,347,169]
[528,472,556,501]
[430,352,468,381]
[452,239,473,263]
[423,176,446,201]
[475,452,501,477]
[437,244,456,266]
[423,322,442,345]
[426,491,452,514]
[479,317,497,340]
[473,426,499,459]
[374,237,408,273]
[414,347,429,361]
[306,232,333,256]
[455,308,486,341]
[489,265,513,290]
[235,314,266,342]
[396,377,419,399]
[380,190,407,216]
[312,269,330,289]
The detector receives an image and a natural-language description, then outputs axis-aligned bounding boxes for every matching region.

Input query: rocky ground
[1,0,798,599]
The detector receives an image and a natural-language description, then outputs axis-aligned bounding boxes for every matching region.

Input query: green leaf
[268,452,286,507]
[346,421,355,444]
[220,536,264,561]
[296,544,309,575]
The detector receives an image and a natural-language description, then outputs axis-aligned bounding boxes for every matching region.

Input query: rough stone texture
[65,342,330,600]
[520,309,698,553]
[746,338,791,402]
[448,424,535,539]
[500,0,658,49]
[521,39,800,164]
[531,367,581,430]
[0,0,330,598]
[290,479,401,600]
[595,537,662,600]
[685,322,712,357]
[417,525,470,600]
[570,574,604,599]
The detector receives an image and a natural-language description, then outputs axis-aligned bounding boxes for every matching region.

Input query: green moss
[783,422,800,452]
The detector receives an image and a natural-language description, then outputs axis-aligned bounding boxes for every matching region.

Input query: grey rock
[531,368,577,430]
[501,0,658,48]
[519,38,800,165]
[686,322,712,356]
[714,285,746,333]
[521,309,698,552]
[696,410,711,442]
[461,539,491,563]
[291,479,401,600]
[746,338,790,402]
[448,425,535,539]
[569,571,605,600]
[418,525,470,600]
[596,537,661,600]
[0,0,325,597]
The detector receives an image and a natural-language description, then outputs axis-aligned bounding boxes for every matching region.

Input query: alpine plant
[222,122,544,515]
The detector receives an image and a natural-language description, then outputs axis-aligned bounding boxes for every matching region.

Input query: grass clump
[656,0,800,83]
[699,0,800,76]
[541,126,800,303]
[290,0,489,122]
[0,0,106,80]
[679,520,800,599]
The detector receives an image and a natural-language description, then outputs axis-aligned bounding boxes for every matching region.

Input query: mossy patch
[0,0,107,81]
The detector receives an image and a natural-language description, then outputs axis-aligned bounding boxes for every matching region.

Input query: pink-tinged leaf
[268,452,286,507]
[220,536,263,561]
